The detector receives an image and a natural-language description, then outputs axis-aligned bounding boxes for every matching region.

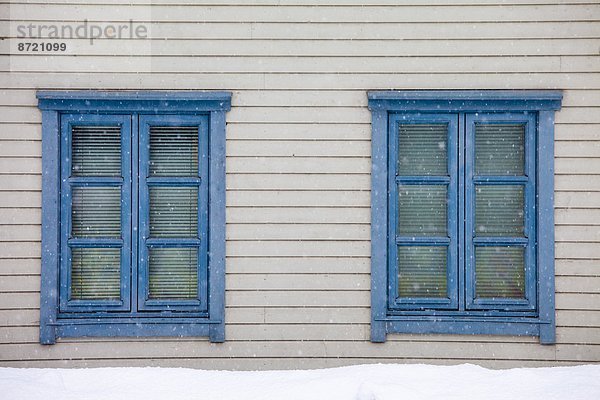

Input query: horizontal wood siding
[0,0,599,368]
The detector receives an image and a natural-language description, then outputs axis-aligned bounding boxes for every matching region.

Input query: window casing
[38,92,231,344]
[368,91,562,344]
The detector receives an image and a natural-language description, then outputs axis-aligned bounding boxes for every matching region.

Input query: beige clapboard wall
[0,0,599,369]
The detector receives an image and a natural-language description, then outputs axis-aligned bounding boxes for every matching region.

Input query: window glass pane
[398,185,447,236]
[72,126,121,176]
[149,248,198,299]
[475,247,525,298]
[398,246,447,298]
[398,123,447,176]
[70,248,121,300]
[149,187,198,238]
[72,187,121,238]
[475,124,525,176]
[150,126,198,176]
[475,185,524,237]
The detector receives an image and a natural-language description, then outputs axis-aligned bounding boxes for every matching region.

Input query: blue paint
[39,110,60,344]
[58,114,132,314]
[369,108,388,343]
[38,91,231,344]
[464,112,537,312]
[387,113,459,312]
[207,110,227,343]
[537,110,557,344]
[368,90,562,344]
[137,114,209,313]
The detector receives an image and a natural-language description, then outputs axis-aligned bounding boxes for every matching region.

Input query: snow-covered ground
[1,363,599,400]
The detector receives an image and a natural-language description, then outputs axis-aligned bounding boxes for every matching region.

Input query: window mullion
[458,112,466,312]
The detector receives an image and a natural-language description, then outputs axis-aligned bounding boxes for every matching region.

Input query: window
[368,91,562,344]
[38,91,231,344]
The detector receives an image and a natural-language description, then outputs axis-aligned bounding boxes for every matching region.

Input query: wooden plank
[0,275,40,292]
[5,4,599,23]
[556,293,600,310]
[227,123,369,140]
[0,326,39,344]
[556,344,600,362]
[227,208,370,224]
[265,307,369,324]
[556,176,600,191]
[0,258,40,276]
[7,19,599,41]
[227,240,370,257]
[556,327,600,344]
[227,290,370,307]
[556,209,600,225]
[227,158,370,174]
[0,124,41,141]
[555,192,600,208]
[557,242,600,259]
[227,191,370,207]
[556,277,600,294]
[0,292,39,309]
[556,141,600,157]
[226,257,369,274]
[264,72,600,90]
[556,259,600,276]
[0,209,41,226]
[1,72,599,90]
[555,108,600,124]
[0,310,40,327]
[0,158,41,175]
[0,224,40,242]
[556,123,600,140]
[8,55,569,74]
[0,140,41,157]
[227,273,369,290]
[557,310,600,327]
[0,192,41,208]
[226,223,370,240]
[556,225,600,242]
[0,175,41,191]
[227,174,370,190]
[6,0,599,6]
[227,139,370,156]
[249,22,600,40]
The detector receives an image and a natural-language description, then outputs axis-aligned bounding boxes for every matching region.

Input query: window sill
[42,317,224,344]
[372,316,555,345]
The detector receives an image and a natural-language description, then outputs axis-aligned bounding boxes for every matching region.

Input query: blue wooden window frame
[368,91,562,344]
[59,114,133,314]
[465,113,537,313]
[38,91,231,344]
[388,113,459,311]
[138,115,210,313]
